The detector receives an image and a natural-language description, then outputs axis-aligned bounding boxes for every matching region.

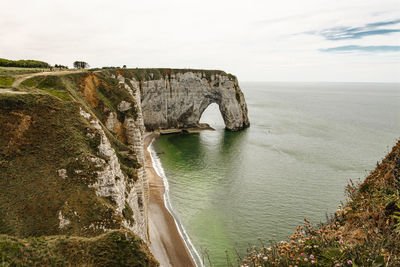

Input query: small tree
[73,61,89,69]
[123,65,127,69]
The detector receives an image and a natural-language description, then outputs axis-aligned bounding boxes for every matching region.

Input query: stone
[57,169,68,179]
[58,211,70,229]
[118,101,132,112]
[79,107,148,242]
[138,71,250,131]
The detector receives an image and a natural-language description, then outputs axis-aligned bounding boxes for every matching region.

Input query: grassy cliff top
[99,68,237,81]
[0,67,237,89]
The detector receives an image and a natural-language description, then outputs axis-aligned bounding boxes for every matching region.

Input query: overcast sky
[1,0,399,82]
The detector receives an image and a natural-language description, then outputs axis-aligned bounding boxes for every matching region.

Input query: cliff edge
[0,67,250,265]
[125,68,250,131]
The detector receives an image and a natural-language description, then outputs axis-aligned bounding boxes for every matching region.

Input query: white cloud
[0,0,399,82]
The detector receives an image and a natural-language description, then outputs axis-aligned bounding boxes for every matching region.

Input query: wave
[147,139,204,267]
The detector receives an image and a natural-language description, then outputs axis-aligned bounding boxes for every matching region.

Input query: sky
[1,0,399,82]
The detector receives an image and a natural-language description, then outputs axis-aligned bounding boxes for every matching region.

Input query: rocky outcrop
[138,71,250,131]
[89,73,149,242]
[79,106,148,242]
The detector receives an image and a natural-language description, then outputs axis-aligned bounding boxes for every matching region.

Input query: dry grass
[0,230,158,266]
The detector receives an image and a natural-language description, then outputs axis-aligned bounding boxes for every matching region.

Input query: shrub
[0,58,50,68]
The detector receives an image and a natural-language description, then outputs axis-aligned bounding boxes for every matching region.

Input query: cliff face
[0,71,151,257]
[137,71,250,131]
[0,68,250,265]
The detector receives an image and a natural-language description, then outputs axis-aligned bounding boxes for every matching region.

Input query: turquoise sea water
[150,82,400,266]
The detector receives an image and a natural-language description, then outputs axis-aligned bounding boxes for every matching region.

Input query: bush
[0,58,50,68]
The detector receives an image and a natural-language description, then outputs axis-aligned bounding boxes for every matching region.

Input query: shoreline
[144,132,198,267]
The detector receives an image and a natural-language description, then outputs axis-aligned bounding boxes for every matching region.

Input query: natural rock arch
[139,71,250,131]
[199,103,225,128]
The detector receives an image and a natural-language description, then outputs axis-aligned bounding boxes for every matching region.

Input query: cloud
[367,19,400,27]
[1,0,399,82]
[310,19,400,40]
[320,45,400,53]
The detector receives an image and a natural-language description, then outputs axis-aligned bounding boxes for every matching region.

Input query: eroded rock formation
[138,71,250,131]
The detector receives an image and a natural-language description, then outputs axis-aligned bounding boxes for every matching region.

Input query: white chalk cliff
[138,71,250,131]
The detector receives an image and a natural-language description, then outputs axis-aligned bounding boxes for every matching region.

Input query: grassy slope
[241,141,400,267]
[0,70,157,265]
[0,76,14,88]
[0,93,122,237]
[0,67,49,89]
[0,230,157,266]
[0,67,49,76]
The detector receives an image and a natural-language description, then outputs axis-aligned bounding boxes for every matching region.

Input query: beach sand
[144,133,196,267]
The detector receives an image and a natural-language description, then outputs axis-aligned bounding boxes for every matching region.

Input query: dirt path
[0,70,88,95]
[0,89,28,94]
[12,70,87,88]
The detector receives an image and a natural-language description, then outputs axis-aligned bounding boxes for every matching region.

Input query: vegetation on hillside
[0,58,49,68]
[0,70,157,265]
[0,230,157,266]
[240,141,400,267]
[99,68,237,81]
[0,76,14,88]
[0,93,119,237]
[73,61,90,69]
[0,67,48,76]
[54,64,69,69]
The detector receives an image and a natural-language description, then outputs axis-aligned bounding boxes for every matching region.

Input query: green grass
[20,75,71,100]
[0,67,49,76]
[0,76,14,88]
[0,230,158,266]
[0,58,49,69]
[0,94,123,237]
[93,71,138,119]
[122,203,135,224]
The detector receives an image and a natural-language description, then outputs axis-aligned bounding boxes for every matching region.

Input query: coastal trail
[0,70,87,94]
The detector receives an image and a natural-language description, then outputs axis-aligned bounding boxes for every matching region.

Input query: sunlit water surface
[151,82,400,266]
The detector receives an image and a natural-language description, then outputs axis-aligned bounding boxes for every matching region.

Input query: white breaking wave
[147,139,204,267]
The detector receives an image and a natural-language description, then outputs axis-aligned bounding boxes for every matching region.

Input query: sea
[148,82,400,266]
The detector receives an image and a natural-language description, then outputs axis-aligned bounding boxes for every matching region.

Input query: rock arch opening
[199,103,225,130]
